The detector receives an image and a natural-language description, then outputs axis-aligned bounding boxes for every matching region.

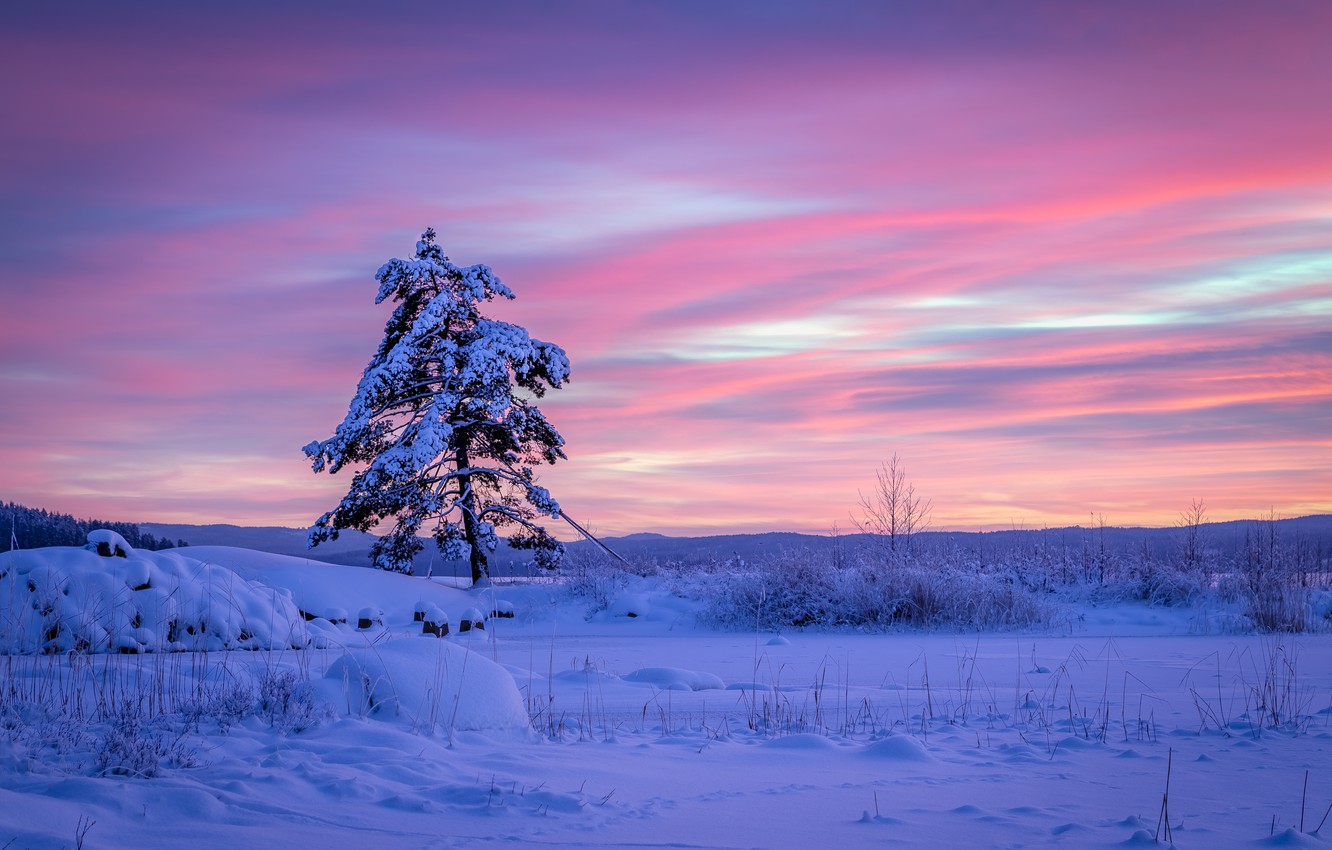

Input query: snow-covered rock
[86,529,133,558]
[460,607,485,632]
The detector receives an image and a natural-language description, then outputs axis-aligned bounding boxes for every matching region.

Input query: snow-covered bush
[564,547,632,613]
[1114,560,1207,607]
[696,550,1061,632]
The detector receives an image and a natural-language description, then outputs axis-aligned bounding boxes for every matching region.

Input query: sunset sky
[2,2,1329,537]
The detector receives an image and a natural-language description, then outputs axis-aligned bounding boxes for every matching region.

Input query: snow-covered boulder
[357,607,383,630]
[421,606,448,637]
[87,528,132,558]
[460,607,484,632]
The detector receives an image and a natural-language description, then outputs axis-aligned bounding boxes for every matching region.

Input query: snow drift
[0,531,310,654]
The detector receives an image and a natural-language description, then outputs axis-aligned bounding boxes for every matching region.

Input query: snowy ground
[3,540,1331,849]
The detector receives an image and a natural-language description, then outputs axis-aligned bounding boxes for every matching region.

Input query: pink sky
[2,2,1329,537]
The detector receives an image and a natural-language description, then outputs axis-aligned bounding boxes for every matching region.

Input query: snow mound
[323,638,529,733]
[863,734,935,762]
[608,591,652,618]
[0,535,309,653]
[584,575,705,626]
[621,666,725,691]
[553,668,619,686]
[725,682,802,692]
[762,733,839,750]
[1260,827,1321,847]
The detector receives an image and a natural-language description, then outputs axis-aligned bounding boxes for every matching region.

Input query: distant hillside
[141,515,1332,574]
[12,498,1327,573]
[568,516,1332,566]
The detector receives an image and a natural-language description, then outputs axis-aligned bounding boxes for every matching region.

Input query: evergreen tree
[304,229,570,581]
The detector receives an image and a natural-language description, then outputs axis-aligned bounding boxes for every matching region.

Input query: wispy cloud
[2,2,1328,533]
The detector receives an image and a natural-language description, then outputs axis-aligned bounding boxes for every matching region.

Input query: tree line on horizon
[2,501,186,552]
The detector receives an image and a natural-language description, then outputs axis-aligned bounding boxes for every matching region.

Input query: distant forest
[2,501,185,552]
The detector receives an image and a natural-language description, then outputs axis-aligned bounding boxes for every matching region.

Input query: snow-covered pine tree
[303,229,570,582]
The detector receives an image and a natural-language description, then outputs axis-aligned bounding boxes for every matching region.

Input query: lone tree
[855,453,932,561]
[304,229,570,582]
[1176,497,1208,570]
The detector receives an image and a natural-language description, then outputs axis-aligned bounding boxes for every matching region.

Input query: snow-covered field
[3,537,1331,849]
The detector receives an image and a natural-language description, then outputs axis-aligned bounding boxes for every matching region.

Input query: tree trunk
[455,445,488,585]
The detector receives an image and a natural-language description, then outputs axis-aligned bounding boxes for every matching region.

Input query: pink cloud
[2,2,1329,536]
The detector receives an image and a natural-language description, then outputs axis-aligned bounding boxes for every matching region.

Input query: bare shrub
[1248,585,1312,634]
[182,679,255,733]
[1233,511,1318,633]
[258,669,321,733]
[94,700,197,777]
